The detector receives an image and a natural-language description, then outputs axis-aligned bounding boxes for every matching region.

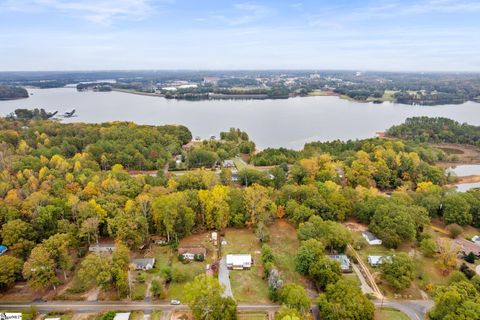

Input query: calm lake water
[1,88,480,149]
[455,182,480,192]
[447,165,480,177]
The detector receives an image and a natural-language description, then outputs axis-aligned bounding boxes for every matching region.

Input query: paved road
[351,263,374,295]
[374,299,434,320]
[0,299,433,320]
[218,257,233,298]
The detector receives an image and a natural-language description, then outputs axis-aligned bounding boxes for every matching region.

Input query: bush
[420,238,437,257]
[100,311,116,320]
[446,224,462,239]
[464,252,476,263]
[151,279,165,298]
[448,270,468,284]
[137,273,146,283]
[459,263,476,279]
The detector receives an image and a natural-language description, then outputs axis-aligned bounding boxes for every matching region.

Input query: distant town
[1,70,480,105]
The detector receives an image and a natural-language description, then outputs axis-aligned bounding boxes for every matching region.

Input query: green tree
[78,254,112,290]
[420,238,437,258]
[42,233,73,280]
[308,256,342,290]
[278,283,310,314]
[429,281,480,320]
[184,274,237,320]
[318,279,374,320]
[0,255,23,289]
[380,253,415,290]
[1,219,35,258]
[442,193,472,226]
[298,216,352,253]
[22,245,58,290]
[295,239,325,275]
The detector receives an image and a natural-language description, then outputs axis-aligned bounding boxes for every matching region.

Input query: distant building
[328,254,351,272]
[222,160,235,169]
[0,245,8,255]
[178,247,207,261]
[368,255,389,267]
[132,258,156,271]
[203,77,220,85]
[362,231,382,245]
[151,236,168,245]
[226,254,252,270]
[89,243,116,254]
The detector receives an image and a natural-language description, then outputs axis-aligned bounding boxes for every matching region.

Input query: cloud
[229,2,272,25]
[0,0,167,25]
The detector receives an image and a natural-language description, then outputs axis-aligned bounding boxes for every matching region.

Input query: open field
[268,220,316,295]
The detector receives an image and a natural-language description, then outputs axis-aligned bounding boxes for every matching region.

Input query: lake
[447,165,480,177]
[1,88,480,149]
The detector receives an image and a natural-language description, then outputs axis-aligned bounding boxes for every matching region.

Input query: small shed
[132,258,156,271]
[151,236,168,245]
[222,160,236,169]
[362,231,382,245]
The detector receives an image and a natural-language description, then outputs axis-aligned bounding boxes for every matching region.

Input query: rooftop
[362,231,380,241]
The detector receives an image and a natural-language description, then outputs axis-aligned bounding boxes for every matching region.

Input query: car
[170,299,181,305]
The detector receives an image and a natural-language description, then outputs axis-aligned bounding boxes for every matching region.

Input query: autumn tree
[0,255,23,289]
[22,245,58,290]
[380,253,415,290]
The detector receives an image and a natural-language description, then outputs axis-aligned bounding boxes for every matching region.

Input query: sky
[0,0,479,71]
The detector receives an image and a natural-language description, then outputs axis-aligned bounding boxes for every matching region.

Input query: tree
[151,278,164,298]
[318,279,374,320]
[442,193,472,226]
[78,254,112,291]
[1,219,35,258]
[255,221,270,242]
[108,210,148,248]
[275,307,303,320]
[380,253,415,290]
[198,185,230,230]
[369,202,420,248]
[243,184,272,226]
[446,223,463,239]
[429,281,480,320]
[308,256,342,290]
[184,274,237,320]
[22,245,58,290]
[298,216,352,253]
[79,217,100,245]
[295,239,325,275]
[436,238,459,275]
[278,283,310,314]
[0,255,23,289]
[420,238,437,258]
[261,244,275,264]
[42,233,73,280]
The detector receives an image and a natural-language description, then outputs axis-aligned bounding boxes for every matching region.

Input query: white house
[151,236,168,245]
[178,247,207,261]
[113,313,131,320]
[89,243,116,254]
[368,255,390,267]
[328,254,351,272]
[362,231,382,245]
[226,254,252,270]
[132,258,156,271]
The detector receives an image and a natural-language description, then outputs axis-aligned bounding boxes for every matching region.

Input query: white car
[170,299,181,305]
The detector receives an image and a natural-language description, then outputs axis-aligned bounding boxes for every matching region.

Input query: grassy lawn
[375,308,409,320]
[131,283,147,301]
[233,157,249,170]
[343,273,361,287]
[268,220,313,291]
[230,267,270,303]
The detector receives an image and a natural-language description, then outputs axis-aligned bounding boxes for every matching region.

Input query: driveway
[218,257,234,298]
[476,264,480,276]
[351,263,374,296]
